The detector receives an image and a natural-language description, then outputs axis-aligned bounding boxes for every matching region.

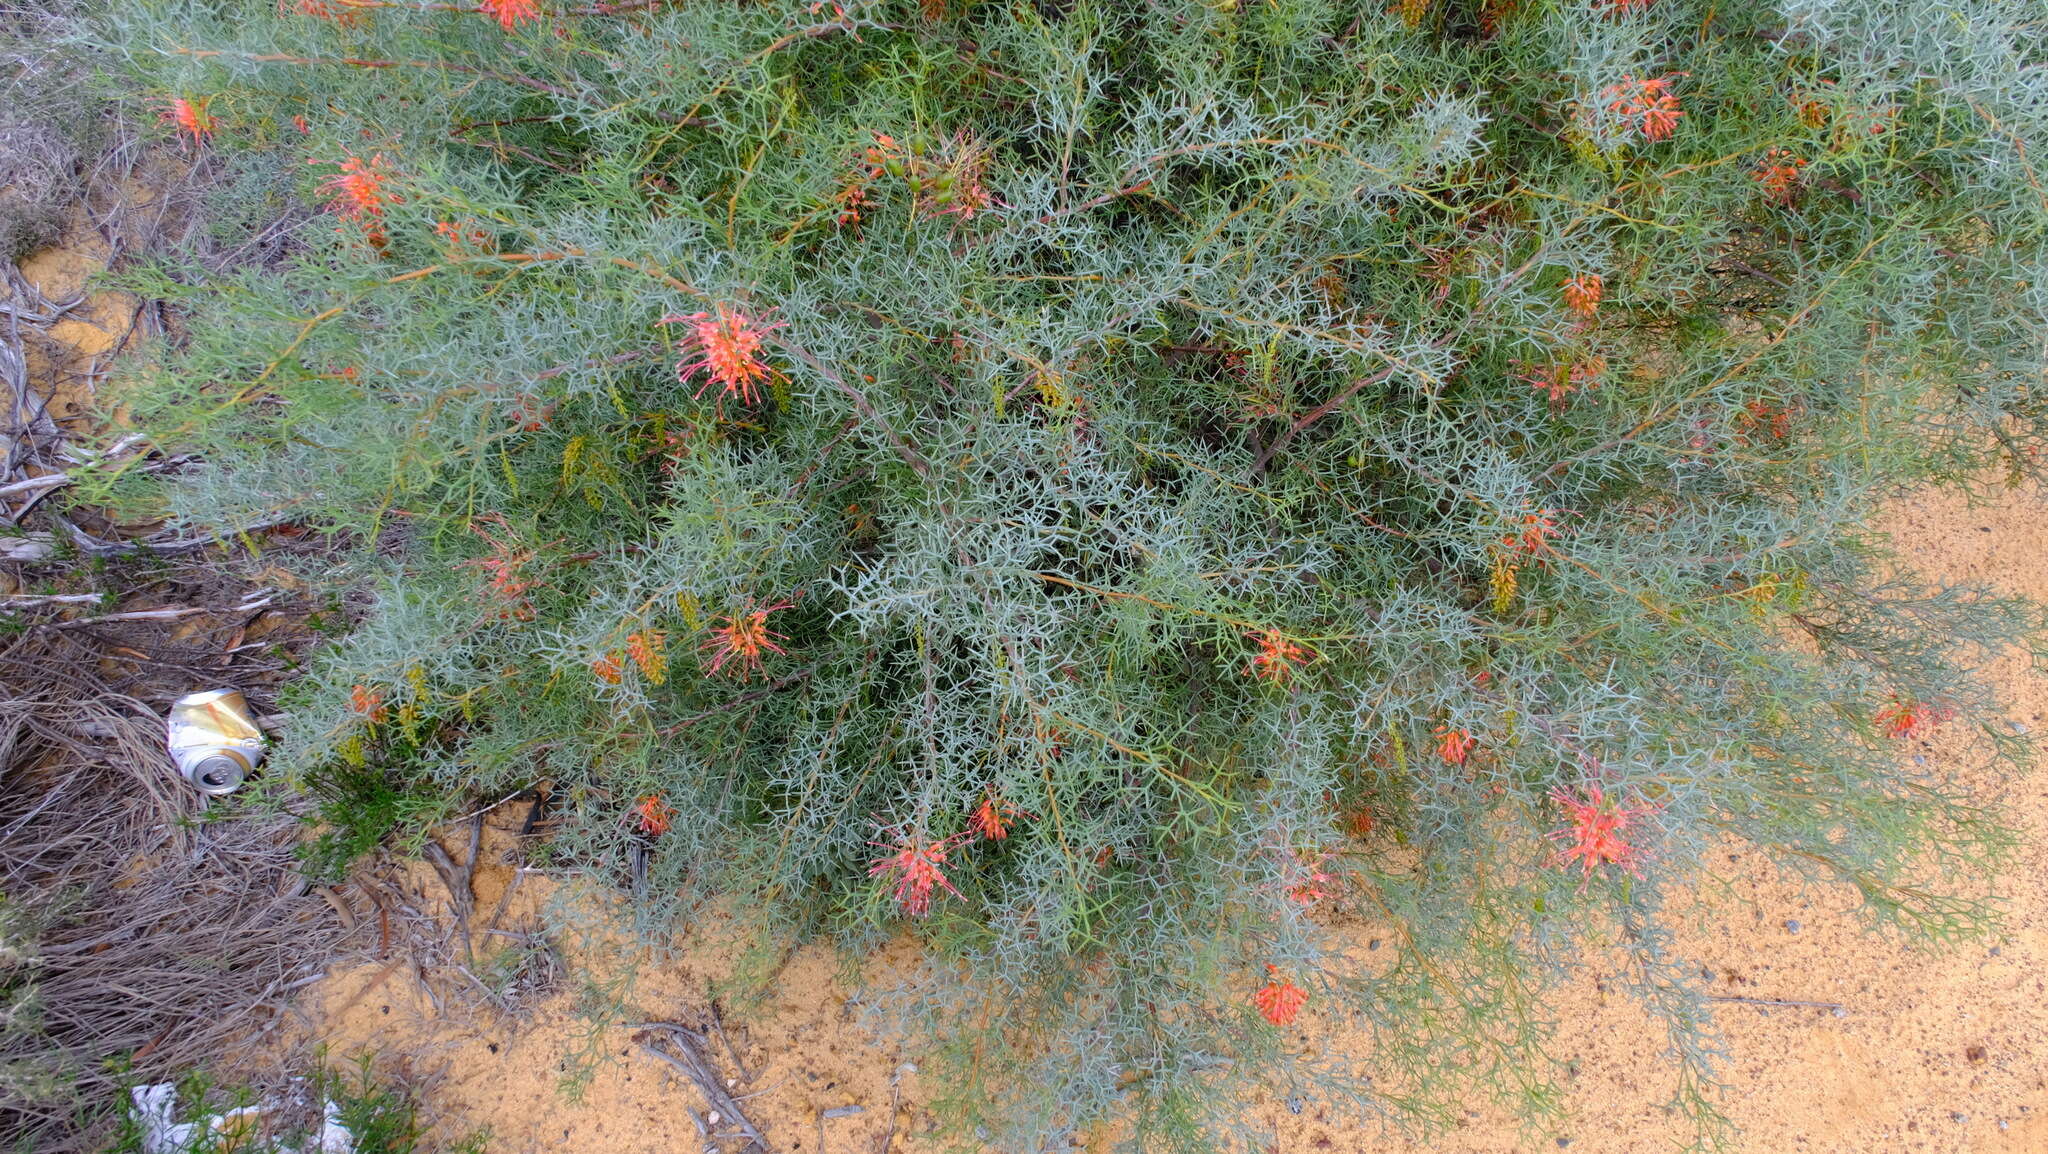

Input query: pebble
[1785,919,1802,934]
[707,1111,721,1125]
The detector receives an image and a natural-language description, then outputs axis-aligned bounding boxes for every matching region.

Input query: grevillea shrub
[94,0,2047,1147]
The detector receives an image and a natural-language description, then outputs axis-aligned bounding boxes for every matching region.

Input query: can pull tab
[166,689,266,795]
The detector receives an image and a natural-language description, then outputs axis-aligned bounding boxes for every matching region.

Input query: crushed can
[166,689,265,795]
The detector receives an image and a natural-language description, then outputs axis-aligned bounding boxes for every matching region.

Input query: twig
[0,472,69,499]
[421,840,476,965]
[881,1070,904,1154]
[709,998,754,1084]
[48,511,300,557]
[1706,995,1845,1010]
[3,594,278,629]
[633,1024,773,1152]
[1250,366,1398,477]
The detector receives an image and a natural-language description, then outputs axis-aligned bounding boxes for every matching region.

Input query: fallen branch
[2,594,277,629]
[0,472,70,499]
[1705,995,1845,1010]
[631,1023,773,1152]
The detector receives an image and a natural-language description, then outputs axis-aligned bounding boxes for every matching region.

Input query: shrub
[92,0,2047,1147]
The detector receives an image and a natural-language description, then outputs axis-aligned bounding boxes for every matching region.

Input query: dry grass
[0,633,349,1151]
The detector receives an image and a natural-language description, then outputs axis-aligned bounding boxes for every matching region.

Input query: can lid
[186,755,247,795]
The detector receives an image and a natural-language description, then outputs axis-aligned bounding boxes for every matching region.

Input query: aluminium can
[165,689,266,795]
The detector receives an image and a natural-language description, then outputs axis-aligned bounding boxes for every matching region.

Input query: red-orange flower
[1752,148,1807,206]
[480,0,540,30]
[1520,358,1603,407]
[661,305,784,406]
[869,832,969,917]
[457,517,539,622]
[507,393,556,432]
[1738,398,1796,441]
[1252,965,1308,1026]
[1434,725,1476,766]
[1283,851,1336,906]
[591,654,625,685]
[161,96,214,145]
[1561,273,1602,319]
[633,794,676,837]
[1875,698,1954,740]
[626,630,669,685]
[1603,74,1685,142]
[348,684,389,724]
[315,154,400,244]
[968,793,1021,840]
[1245,630,1314,685]
[1343,806,1377,838]
[1501,508,1564,556]
[1547,785,1648,883]
[284,0,364,24]
[702,600,791,681]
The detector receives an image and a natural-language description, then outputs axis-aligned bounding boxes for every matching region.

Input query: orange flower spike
[1752,148,1807,206]
[1603,74,1685,142]
[1245,630,1315,685]
[661,305,785,406]
[868,833,969,917]
[1875,698,1954,739]
[969,794,1021,840]
[1343,807,1377,838]
[633,794,676,837]
[1434,726,1476,766]
[626,630,669,685]
[1284,853,1336,906]
[702,600,792,681]
[591,653,625,685]
[1253,965,1309,1026]
[161,96,215,145]
[480,0,541,30]
[1547,785,1649,883]
[1561,273,1602,319]
[288,0,363,22]
[316,153,399,224]
[1502,508,1564,555]
[348,684,389,724]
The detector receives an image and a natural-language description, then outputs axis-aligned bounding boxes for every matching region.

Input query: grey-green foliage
[89,0,2048,1148]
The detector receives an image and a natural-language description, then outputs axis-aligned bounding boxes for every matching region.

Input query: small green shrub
[94,0,2047,1148]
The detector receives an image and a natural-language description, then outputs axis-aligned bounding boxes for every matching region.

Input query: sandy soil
[14,219,136,418]
[276,481,2048,1154]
